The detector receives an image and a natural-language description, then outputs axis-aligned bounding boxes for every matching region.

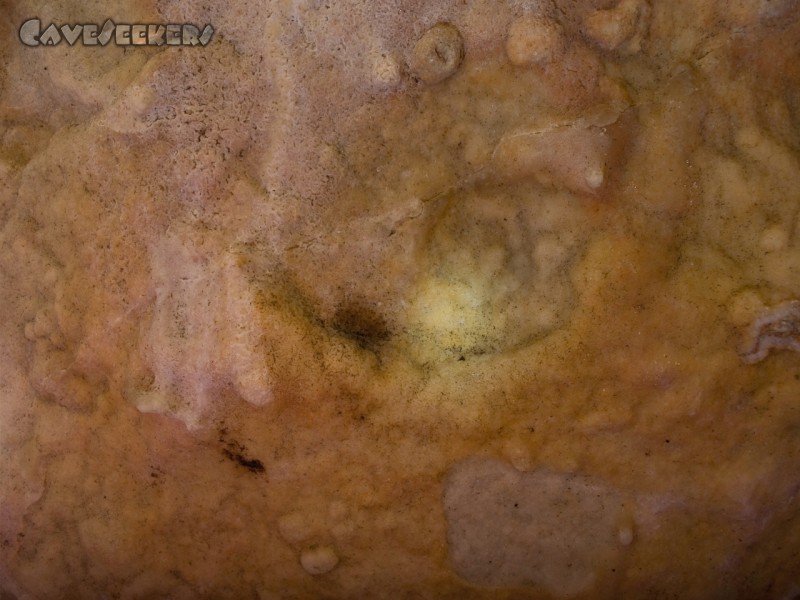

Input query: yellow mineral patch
[404,276,503,360]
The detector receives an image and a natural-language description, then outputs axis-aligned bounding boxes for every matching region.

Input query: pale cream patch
[137,231,273,428]
[443,457,629,596]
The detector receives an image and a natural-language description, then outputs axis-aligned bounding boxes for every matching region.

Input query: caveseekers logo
[19,18,214,47]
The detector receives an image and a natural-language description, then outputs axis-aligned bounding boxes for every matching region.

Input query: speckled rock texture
[2,0,800,598]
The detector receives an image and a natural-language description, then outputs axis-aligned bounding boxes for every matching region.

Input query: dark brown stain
[332,301,391,351]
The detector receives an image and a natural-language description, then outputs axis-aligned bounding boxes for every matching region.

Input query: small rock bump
[43,268,59,285]
[23,321,37,341]
[506,16,565,66]
[49,330,66,349]
[533,234,571,279]
[760,226,789,252]
[300,545,339,575]
[583,0,647,53]
[504,438,533,471]
[409,23,464,85]
[618,525,634,546]
[331,519,356,539]
[585,166,605,190]
[371,53,401,89]
[33,310,53,337]
[727,289,766,327]
[278,512,313,544]
[328,500,348,522]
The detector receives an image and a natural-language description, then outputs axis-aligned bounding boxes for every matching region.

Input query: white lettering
[199,25,214,46]
[166,24,182,45]
[39,23,61,46]
[97,19,115,45]
[19,18,40,46]
[82,23,98,45]
[115,24,131,45]
[19,19,216,47]
[131,24,147,45]
[60,24,82,45]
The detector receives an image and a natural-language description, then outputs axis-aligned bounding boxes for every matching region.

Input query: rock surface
[2,0,800,598]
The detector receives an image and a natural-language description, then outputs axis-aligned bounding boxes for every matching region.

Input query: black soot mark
[219,434,265,474]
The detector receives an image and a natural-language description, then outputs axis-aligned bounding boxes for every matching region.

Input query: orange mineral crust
[2,0,800,598]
